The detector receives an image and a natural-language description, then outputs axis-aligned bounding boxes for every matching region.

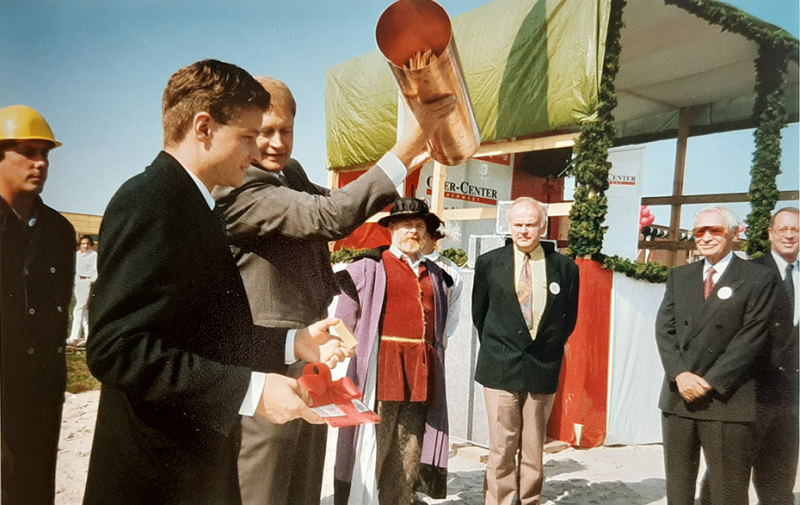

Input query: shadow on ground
[543,477,666,504]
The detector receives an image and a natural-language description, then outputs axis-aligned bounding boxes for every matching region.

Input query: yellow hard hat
[0,105,62,147]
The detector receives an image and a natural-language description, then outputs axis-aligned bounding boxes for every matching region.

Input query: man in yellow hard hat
[0,104,75,503]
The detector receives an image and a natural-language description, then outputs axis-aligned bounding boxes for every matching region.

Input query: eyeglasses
[693,226,727,238]
[772,226,799,236]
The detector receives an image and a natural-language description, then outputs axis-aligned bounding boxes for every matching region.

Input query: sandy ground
[55,390,799,504]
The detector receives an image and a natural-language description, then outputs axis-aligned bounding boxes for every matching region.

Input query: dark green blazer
[472,242,580,394]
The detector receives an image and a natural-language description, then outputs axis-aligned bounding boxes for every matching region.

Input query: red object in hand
[298,363,381,428]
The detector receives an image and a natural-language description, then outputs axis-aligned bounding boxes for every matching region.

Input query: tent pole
[430,161,447,218]
[668,107,694,266]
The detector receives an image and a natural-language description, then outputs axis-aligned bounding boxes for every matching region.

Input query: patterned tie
[704,267,716,300]
[785,264,795,317]
[518,253,533,328]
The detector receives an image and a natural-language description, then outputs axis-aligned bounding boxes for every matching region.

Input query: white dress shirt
[771,250,799,325]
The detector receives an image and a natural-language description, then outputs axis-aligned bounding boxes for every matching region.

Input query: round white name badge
[717,286,733,300]
[549,282,561,295]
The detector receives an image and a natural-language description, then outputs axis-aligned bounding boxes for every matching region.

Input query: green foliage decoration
[602,255,670,284]
[664,0,798,256]
[442,248,468,267]
[330,247,369,264]
[745,47,790,255]
[567,0,626,258]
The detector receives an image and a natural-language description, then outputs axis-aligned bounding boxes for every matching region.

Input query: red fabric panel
[546,258,612,447]
[336,169,368,188]
[510,168,565,244]
[332,168,393,251]
[333,223,391,251]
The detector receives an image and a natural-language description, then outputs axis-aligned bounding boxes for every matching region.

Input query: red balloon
[641,206,651,217]
[640,216,650,228]
[646,214,655,225]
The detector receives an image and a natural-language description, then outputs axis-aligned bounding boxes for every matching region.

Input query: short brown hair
[256,76,297,117]
[78,234,94,246]
[162,59,271,145]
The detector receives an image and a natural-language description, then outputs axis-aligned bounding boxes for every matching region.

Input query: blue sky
[1,0,797,226]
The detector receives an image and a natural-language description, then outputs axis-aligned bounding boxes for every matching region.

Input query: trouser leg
[518,392,555,505]
[697,419,754,505]
[662,413,701,505]
[484,388,523,505]
[377,401,426,505]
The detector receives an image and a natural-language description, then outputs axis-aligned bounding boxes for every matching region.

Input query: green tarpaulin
[326,0,610,169]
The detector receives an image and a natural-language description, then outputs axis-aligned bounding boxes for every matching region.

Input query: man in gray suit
[213,77,455,505]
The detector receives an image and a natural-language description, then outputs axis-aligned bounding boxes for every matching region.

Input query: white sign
[602,146,646,259]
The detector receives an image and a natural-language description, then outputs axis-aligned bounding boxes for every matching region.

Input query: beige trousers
[483,388,555,505]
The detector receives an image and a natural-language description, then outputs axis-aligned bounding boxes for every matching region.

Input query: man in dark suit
[750,206,799,505]
[213,77,453,505]
[84,60,346,504]
[0,104,74,504]
[472,197,580,505]
[656,205,778,505]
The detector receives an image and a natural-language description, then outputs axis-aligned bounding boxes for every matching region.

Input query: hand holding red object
[297,363,381,428]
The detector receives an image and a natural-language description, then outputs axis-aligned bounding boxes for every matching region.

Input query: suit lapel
[497,245,528,327]
[681,256,746,346]
[535,252,560,334]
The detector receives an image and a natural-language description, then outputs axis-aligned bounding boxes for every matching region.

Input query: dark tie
[704,267,716,300]
[785,263,795,317]
[278,172,289,187]
[518,253,533,328]
[213,205,227,234]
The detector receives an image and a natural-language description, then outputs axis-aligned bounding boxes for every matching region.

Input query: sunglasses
[693,226,727,238]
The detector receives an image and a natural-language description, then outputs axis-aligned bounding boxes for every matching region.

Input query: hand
[391,95,456,168]
[295,317,353,369]
[256,373,324,425]
[675,371,712,402]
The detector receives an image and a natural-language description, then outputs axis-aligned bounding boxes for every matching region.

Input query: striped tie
[518,253,533,328]
[704,267,716,300]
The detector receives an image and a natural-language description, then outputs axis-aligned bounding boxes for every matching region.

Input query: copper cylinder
[377,0,481,166]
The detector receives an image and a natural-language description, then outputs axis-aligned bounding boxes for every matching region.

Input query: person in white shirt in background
[420,214,463,348]
[67,234,97,346]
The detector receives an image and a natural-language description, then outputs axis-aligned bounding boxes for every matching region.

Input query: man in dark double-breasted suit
[656,206,778,505]
[84,60,345,505]
[473,197,580,505]
[750,206,799,505]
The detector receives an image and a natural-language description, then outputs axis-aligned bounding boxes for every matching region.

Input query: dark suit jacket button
[708,349,714,353]
[517,330,522,335]
[716,324,722,329]
[775,322,782,328]
[684,321,689,326]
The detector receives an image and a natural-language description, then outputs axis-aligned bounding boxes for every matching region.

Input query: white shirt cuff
[238,371,267,416]
[285,329,298,364]
[377,152,407,187]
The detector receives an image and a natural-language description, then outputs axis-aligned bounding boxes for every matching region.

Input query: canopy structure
[325,0,799,170]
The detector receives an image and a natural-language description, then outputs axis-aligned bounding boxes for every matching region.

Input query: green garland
[329,247,368,264]
[602,255,671,284]
[567,0,626,258]
[745,47,790,255]
[568,0,797,281]
[664,0,798,256]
